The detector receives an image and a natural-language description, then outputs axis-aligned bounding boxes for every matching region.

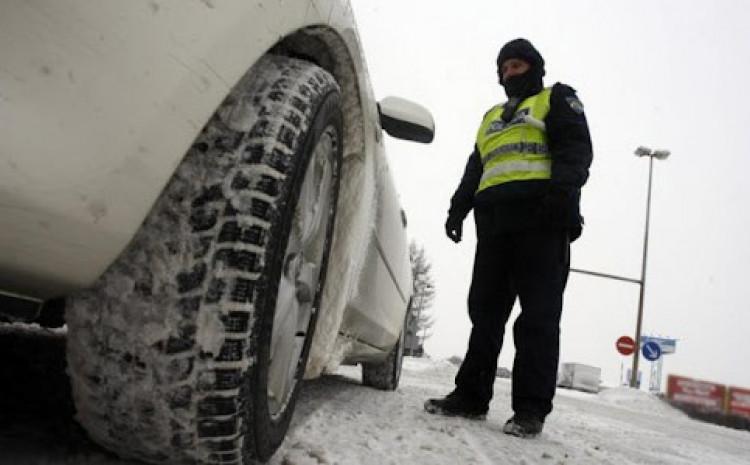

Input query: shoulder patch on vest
[565,96,584,114]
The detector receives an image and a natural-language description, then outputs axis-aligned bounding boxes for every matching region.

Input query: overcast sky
[351,0,750,390]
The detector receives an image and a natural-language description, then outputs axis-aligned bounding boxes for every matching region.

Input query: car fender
[0,0,377,299]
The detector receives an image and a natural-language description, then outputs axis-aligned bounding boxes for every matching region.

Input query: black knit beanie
[496,38,546,81]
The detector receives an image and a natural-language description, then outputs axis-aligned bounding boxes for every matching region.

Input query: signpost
[642,341,662,362]
[616,336,636,356]
[641,341,662,392]
[616,335,676,391]
[616,335,637,385]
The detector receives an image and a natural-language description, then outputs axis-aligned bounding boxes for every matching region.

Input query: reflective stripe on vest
[475,88,552,193]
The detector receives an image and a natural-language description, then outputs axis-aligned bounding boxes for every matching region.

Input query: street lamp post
[570,145,669,389]
[630,146,670,388]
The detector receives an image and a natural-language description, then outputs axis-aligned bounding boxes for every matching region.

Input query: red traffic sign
[616,336,636,355]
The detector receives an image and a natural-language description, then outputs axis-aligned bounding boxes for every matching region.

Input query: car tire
[65,55,342,464]
[361,314,406,391]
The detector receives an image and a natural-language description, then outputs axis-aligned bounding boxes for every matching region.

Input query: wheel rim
[267,125,338,418]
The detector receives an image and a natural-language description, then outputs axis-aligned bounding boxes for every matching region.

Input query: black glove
[445,216,463,243]
[539,187,571,225]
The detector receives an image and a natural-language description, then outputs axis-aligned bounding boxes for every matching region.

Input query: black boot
[502,413,544,438]
[424,391,488,420]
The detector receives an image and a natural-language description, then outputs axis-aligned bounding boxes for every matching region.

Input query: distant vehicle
[0,1,434,463]
[558,363,601,393]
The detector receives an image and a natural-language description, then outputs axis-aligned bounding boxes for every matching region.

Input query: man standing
[424,38,593,438]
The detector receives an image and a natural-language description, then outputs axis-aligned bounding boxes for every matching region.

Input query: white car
[0,1,434,463]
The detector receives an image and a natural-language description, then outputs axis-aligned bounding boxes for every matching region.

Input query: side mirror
[378,97,435,144]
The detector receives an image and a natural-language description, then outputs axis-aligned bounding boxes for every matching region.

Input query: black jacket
[448,83,593,240]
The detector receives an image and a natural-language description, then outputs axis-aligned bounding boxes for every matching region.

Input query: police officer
[424,38,593,438]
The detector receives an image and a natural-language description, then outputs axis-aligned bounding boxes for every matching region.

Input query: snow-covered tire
[361,314,406,391]
[65,55,342,464]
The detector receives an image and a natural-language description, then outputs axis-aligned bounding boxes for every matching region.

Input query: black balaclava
[496,38,545,121]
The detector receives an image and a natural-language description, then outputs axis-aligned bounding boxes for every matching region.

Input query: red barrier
[728,386,750,418]
[667,374,726,412]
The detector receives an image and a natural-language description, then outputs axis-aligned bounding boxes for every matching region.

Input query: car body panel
[0,0,418,374]
[0,0,361,298]
[339,150,411,353]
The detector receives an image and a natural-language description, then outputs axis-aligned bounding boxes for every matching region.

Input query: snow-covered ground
[273,358,750,465]
[1,331,749,465]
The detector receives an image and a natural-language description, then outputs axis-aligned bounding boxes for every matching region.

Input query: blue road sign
[642,341,662,361]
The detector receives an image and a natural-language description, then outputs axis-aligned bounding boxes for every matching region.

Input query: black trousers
[455,229,570,419]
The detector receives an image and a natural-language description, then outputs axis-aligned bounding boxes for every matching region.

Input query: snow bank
[595,386,686,417]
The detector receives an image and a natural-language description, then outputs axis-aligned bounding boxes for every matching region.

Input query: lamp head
[653,149,671,160]
[634,146,652,157]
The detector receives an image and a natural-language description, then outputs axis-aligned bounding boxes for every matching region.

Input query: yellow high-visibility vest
[475,88,552,193]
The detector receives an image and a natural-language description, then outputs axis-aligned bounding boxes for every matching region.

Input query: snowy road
[1,325,749,465]
[276,360,750,465]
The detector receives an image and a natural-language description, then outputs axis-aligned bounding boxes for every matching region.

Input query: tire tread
[66,55,341,464]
